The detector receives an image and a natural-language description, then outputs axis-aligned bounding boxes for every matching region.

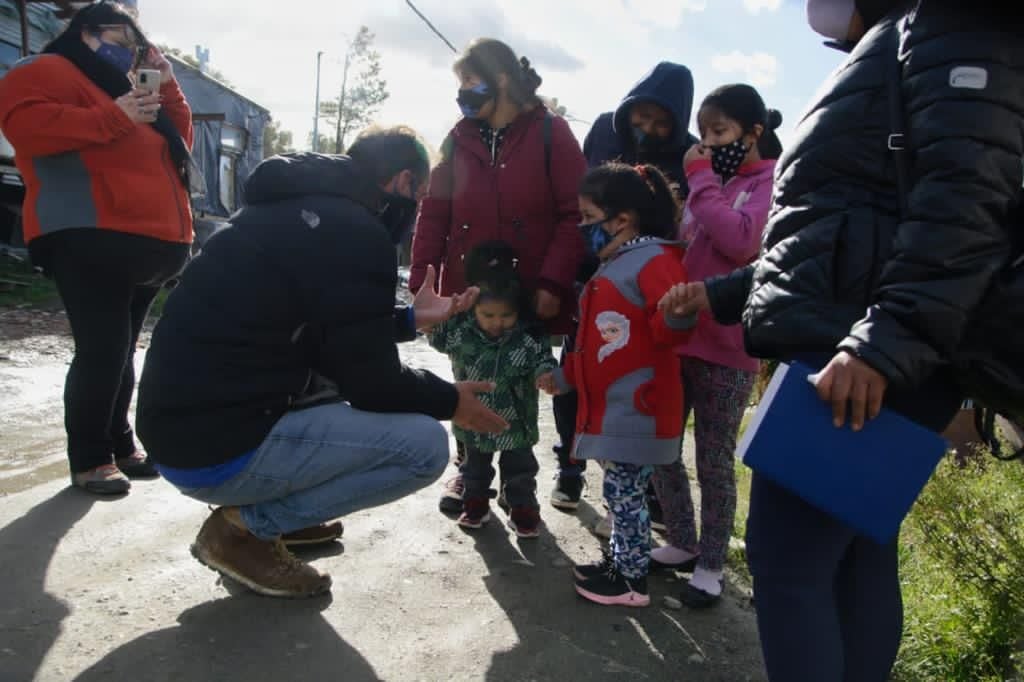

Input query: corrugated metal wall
[0,2,63,55]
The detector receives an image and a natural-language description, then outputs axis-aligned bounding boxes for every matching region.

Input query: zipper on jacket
[161,146,188,241]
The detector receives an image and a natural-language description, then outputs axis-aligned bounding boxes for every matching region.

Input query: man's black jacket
[137,153,458,469]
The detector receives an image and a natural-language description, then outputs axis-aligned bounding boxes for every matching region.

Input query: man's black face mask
[378,183,419,245]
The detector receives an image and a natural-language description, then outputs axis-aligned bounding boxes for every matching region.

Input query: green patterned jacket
[429,314,557,452]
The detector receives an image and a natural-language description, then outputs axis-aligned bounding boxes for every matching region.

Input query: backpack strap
[885,19,910,221]
[543,110,553,185]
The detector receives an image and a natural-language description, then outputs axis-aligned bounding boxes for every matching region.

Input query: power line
[405,0,458,54]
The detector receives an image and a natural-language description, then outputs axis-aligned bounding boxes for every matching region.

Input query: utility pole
[312,51,323,153]
[334,49,351,154]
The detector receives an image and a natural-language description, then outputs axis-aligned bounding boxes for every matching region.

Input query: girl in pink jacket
[650,84,782,608]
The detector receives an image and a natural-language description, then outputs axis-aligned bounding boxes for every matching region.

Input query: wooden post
[17,0,30,58]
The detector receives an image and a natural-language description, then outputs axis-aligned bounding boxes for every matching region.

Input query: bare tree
[318,27,389,154]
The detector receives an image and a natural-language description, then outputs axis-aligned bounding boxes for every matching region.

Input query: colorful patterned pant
[653,357,756,571]
[604,461,655,579]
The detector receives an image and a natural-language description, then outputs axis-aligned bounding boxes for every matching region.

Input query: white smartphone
[136,68,162,95]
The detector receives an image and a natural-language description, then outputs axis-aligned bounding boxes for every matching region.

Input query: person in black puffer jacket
[661,1,1023,679]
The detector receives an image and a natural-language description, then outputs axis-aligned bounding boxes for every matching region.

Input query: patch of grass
[894,455,1024,682]
[0,255,57,309]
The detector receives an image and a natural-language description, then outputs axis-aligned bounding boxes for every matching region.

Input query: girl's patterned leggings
[604,461,655,579]
[653,357,756,571]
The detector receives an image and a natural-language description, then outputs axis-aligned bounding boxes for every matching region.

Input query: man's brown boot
[190,507,332,598]
[281,520,344,547]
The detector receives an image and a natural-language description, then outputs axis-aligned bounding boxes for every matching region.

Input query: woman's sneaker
[71,463,130,495]
[575,566,650,607]
[508,507,541,538]
[550,475,584,510]
[457,497,491,529]
[114,451,160,479]
[572,548,613,581]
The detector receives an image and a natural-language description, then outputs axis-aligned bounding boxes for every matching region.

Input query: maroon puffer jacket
[410,106,586,335]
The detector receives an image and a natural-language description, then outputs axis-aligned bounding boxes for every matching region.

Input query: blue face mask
[580,220,613,258]
[457,83,492,118]
[95,42,137,74]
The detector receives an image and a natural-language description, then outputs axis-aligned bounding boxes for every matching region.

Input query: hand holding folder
[738,362,949,544]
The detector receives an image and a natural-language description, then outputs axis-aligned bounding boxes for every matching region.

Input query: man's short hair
[346,125,430,188]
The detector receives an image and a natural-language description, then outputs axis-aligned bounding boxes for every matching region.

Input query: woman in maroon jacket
[411,38,586,512]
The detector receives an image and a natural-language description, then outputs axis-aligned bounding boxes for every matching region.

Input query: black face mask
[378,191,418,245]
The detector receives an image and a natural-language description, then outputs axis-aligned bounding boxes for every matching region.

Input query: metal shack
[169,55,270,244]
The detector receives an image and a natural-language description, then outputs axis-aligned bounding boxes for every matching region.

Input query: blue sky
[142,0,845,153]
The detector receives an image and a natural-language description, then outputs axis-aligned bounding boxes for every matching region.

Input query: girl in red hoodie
[539,163,695,607]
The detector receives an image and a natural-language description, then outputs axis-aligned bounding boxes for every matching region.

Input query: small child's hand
[536,372,559,395]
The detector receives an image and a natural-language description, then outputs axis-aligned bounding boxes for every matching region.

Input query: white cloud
[743,0,782,13]
[710,51,779,87]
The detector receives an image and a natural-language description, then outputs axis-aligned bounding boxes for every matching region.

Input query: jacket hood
[613,62,695,151]
[243,152,381,210]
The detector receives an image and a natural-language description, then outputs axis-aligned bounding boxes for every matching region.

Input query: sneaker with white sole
[457,497,491,529]
[71,463,130,495]
[575,566,650,607]
[550,475,584,510]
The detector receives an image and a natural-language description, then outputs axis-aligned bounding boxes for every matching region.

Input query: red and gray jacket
[555,238,695,465]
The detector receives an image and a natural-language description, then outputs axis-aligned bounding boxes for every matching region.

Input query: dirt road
[0,318,766,681]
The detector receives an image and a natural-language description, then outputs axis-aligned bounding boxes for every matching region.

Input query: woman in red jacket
[0,2,193,495]
[411,38,586,511]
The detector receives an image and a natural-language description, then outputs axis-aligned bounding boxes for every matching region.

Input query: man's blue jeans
[177,403,449,540]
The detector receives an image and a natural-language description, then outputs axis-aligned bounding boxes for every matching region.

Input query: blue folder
[737,362,949,544]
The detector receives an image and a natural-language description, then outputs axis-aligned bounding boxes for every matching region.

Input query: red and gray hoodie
[554,238,695,465]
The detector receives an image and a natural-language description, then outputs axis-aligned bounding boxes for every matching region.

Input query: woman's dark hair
[579,162,681,239]
[454,38,542,107]
[700,84,784,160]
[464,240,525,311]
[45,1,149,63]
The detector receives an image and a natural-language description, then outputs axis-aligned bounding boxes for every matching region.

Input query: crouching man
[137,126,507,598]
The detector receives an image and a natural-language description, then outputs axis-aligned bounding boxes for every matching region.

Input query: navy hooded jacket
[582,62,698,198]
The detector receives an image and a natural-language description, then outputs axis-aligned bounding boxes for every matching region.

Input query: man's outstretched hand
[452,381,509,434]
[658,281,709,318]
[413,265,479,330]
[810,351,888,432]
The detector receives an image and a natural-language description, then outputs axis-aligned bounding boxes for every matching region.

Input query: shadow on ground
[0,488,97,680]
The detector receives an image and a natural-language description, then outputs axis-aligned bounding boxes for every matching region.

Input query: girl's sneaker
[572,548,613,581]
[457,497,491,529]
[575,566,650,607]
[508,507,541,538]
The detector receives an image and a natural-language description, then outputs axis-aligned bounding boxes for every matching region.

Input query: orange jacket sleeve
[0,56,136,157]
